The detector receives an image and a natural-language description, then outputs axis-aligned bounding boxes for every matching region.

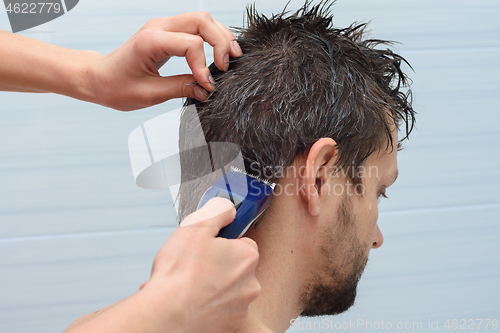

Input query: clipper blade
[228,166,276,190]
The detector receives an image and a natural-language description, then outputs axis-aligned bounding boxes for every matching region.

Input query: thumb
[180,197,236,236]
[148,74,209,102]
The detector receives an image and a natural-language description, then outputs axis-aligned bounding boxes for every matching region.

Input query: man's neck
[236,211,310,332]
[235,257,301,332]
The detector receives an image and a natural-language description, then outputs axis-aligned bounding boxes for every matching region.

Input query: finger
[238,237,259,251]
[180,197,236,236]
[135,30,214,92]
[214,19,243,57]
[142,74,209,103]
[249,280,262,303]
[146,12,237,71]
[139,282,147,291]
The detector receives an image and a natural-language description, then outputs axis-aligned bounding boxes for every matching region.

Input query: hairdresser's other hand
[63,197,260,333]
[145,197,261,333]
[87,12,243,110]
[0,12,241,110]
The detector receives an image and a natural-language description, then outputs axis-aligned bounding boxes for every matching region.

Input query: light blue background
[0,0,499,332]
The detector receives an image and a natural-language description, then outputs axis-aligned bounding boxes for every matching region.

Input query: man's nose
[372,224,384,249]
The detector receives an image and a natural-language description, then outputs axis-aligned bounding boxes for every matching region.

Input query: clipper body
[197,167,274,239]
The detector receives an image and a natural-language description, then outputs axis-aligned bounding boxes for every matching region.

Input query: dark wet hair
[179,0,415,218]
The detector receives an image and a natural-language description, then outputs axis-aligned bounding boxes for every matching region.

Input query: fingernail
[232,40,243,56]
[224,54,230,71]
[208,74,215,88]
[193,85,209,101]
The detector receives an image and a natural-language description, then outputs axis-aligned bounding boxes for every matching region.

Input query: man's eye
[377,190,389,203]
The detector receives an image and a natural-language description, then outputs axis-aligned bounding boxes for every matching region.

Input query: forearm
[0,29,101,102]
[64,284,185,333]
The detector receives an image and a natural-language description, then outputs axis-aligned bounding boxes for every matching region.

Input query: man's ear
[300,138,338,216]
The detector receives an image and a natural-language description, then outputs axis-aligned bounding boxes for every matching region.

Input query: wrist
[134,278,188,333]
[73,50,103,106]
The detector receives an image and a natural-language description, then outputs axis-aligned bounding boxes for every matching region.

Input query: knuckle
[144,18,160,28]
[249,282,262,301]
[242,280,261,305]
[195,10,213,22]
[247,246,259,265]
[234,239,260,268]
[242,239,259,259]
[138,29,156,41]
[245,237,258,248]
[185,35,204,50]
[134,30,156,53]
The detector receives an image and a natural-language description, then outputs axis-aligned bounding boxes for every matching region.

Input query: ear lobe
[300,138,338,217]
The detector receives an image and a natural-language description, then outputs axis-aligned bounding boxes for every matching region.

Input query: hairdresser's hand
[0,12,242,111]
[144,197,261,333]
[87,12,243,110]
[63,197,260,333]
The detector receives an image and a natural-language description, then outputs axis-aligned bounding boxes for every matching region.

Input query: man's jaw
[298,256,367,317]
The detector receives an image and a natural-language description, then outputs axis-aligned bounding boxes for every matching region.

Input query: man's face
[300,131,399,316]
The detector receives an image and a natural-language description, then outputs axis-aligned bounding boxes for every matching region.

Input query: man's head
[292,127,399,316]
[179,0,414,320]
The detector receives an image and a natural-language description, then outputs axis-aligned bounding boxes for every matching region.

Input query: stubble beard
[299,196,369,317]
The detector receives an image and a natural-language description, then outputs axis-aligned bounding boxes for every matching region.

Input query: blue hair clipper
[197,166,275,239]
